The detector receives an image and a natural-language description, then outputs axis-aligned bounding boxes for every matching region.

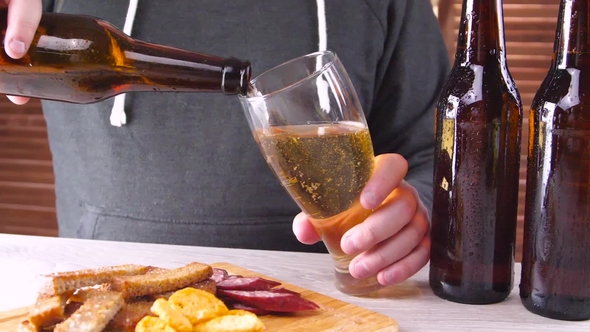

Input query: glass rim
[239,50,337,102]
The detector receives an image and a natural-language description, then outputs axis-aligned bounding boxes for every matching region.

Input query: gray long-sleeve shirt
[39,0,450,252]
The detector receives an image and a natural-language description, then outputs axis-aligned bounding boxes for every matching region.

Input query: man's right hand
[3,0,42,105]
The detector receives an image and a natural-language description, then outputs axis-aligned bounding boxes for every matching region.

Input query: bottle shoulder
[436,62,522,110]
[532,67,590,110]
[444,60,518,86]
[531,67,590,128]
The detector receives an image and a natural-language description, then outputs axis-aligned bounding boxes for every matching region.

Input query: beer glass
[239,51,383,295]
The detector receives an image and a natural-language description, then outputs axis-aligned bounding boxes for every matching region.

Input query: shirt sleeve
[368,0,451,214]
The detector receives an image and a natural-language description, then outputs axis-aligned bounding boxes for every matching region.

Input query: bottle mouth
[222,58,252,96]
[239,63,252,95]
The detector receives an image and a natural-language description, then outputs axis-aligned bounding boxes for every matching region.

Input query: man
[3,0,450,286]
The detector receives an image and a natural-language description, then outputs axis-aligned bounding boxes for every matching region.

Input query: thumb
[4,0,42,59]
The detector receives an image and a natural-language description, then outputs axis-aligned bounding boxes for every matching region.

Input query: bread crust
[54,291,124,332]
[28,294,68,329]
[110,262,213,299]
[38,265,150,299]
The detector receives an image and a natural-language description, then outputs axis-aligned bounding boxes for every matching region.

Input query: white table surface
[0,233,587,331]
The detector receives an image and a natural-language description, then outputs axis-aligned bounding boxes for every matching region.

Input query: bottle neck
[553,0,590,69]
[106,22,251,95]
[454,0,507,66]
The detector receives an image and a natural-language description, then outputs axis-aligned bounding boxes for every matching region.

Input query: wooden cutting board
[0,262,398,331]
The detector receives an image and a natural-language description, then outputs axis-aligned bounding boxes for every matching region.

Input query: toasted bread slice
[110,262,212,299]
[28,294,68,329]
[104,300,155,332]
[38,264,149,298]
[54,291,124,332]
[68,284,111,303]
[151,278,217,300]
[145,267,168,274]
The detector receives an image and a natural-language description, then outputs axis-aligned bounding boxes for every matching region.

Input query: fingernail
[353,261,369,278]
[383,270,398,284]
[362,190,377,208]
[342,234,359,254]
[9,39,26,54]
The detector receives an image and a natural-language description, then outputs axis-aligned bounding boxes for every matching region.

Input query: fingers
[3,0,40,104]
[360,154,408,210]
[341,183,417,255]
[348,205,429,280]
[377,236,431,285]
[4,0,42,59]
[292,212,321,245]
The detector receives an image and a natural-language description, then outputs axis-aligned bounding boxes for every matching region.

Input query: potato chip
[168,287,228,324]
[135,316,176,332]
[151,298,193,332]
[192,312,264,332]
[136,286,265,332]
[224,310,257,317]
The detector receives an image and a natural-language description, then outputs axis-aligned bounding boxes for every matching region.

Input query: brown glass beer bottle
[520,0,590,321]
[430,0,523,304]
[0,8,251,103]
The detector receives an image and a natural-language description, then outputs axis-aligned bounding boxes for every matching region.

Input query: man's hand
[2,0,43,104]
[293,153,431,285]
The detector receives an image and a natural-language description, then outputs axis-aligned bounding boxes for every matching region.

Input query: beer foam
[37,36,93,51]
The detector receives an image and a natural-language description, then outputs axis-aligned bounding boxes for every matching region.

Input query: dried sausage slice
[216,277,281,291]
[217,289,319,312]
